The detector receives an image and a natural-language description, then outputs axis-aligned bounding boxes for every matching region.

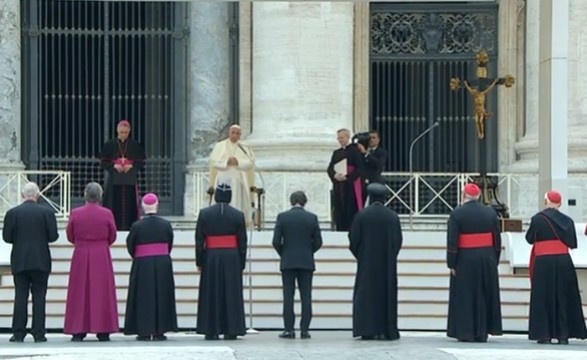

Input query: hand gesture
[450,268,456,276]
[227,157,239,167]
[357,143,366,154]
[123,164,133,173]
[334,173,346,182]
[114,164,124,173]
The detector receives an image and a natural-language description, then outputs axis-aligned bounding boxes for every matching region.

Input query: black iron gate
[370,3,499,173]
[370,3,499,215]
[21,0,188,214]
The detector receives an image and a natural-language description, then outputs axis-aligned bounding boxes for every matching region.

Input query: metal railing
[0,171,71,219]
[189,171,530,223]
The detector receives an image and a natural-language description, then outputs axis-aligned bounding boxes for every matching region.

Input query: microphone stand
[238,144,265,335]
[408,122,439,230]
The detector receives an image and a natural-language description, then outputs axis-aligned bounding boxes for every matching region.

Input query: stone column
[537,0,569,211]
[0,0,24,170]
[567,0,587,171]
[510,0,539,172]
[246,2,355,171]
[185,2,232,215]
[497,0,522,168]
[513,0,587,173]
[353,3,370,133]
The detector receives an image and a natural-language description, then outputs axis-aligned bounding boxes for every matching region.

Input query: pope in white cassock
[208,124,256,228]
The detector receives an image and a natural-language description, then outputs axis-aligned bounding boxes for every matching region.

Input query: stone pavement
[0,332,586,360]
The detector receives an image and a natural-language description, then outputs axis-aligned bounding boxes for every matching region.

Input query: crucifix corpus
[450,50,515,219]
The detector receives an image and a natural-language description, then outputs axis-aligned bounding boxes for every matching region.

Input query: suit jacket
[272,207,323,271]
[363,147,387,184]
[2,200,59,274]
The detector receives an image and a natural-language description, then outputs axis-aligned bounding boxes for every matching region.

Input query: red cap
[118,119,131,128]
[545,190,562,204]
[463,183,481,197]
[142,193,158,205]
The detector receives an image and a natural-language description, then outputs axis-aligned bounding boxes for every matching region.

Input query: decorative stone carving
[371,10,498,55]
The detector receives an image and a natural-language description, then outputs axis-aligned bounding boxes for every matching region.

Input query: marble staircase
[0,229,580,332]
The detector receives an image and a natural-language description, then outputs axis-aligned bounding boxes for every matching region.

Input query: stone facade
[2,1,587,221]
[0,0,23,170]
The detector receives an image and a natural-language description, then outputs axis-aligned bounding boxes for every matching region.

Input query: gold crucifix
[450,51,515,140]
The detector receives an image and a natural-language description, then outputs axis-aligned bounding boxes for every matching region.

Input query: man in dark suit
[2,182,59,343]
[272,191,323,339]
[357,130,387,184]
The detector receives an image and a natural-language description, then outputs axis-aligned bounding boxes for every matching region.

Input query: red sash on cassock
[206,235,238,249]
[347,165,364,210]
[529,239,568,280]
[458,232,494,249]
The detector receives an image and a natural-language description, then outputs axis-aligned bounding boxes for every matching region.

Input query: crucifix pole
[450,50,515,217]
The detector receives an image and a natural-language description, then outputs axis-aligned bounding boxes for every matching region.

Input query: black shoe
[71,333,86,342]
[97,333,110,342]
[360,336,375,340]
[9,335,24,343]
[537,339,552,344]
[152,334,167,341]
[205,334,219,341]
[224,334,237,340]
[34,336,47,343]
[558,338,569,345]
[279,331,295,339]
[136,335,151,341]
[301,331,311,339]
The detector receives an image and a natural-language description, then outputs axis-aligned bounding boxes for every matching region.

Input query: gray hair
[337,128,351,137]
[22,182,40,200]
[84,182,103,203]
[463,193,481,202]
[290,191,308,207]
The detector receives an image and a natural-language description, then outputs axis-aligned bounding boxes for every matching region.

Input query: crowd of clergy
[1,122,586,346]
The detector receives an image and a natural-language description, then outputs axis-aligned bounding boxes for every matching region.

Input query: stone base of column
[502,172,587,221]
[245,135,338,172]
[185,168,333,221]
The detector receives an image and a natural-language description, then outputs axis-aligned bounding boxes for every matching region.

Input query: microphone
[408,121,440,175]
[408,121,440,230]
[237,143,265,194]
[236,142,264,335]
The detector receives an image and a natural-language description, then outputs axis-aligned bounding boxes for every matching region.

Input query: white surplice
[208,139,256,227]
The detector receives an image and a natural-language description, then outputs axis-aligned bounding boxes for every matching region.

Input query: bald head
[22,182,40,201]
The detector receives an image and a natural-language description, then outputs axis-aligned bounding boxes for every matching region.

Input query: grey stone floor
[0,332,586,360]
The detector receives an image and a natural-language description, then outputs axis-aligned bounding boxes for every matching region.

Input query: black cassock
[99,138,146,230]
[195,203,247,336]
[327,144,365,231]
[525,208,587,341]
[349,203,402,339]
[446,201,502,342]
[124,214,178,336]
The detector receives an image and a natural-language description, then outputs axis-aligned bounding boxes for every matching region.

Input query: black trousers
[13,270,49,339]
[281,269,313,332]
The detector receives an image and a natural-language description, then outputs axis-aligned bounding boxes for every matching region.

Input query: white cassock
[208,139,256,227]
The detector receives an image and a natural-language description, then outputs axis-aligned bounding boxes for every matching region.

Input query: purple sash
[135,243,169,258]
[347,165,364,210]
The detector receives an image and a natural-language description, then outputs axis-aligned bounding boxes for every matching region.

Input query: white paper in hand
[334,158,347,176]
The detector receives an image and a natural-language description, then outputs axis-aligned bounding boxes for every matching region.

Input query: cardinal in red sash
[446,183,502,342]
[195,182,247,340]
[525,190,586,344]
